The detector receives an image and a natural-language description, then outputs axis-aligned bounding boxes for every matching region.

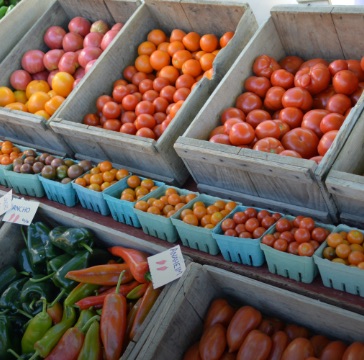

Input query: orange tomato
[0,87,16,106]
[150,50,171,71]
[34,110,51,120]
[51,72,74,97]
[138,41,157,56]
[200,34,219,53]
[220,31,234,48]
[5,102,27,112]
[182,59,202,77]
[25,80,50,99]
[98,160,113,173]
[116,168,129,180]
[135,55,153,74]
[147,29,167,46]
[182,32,201,52]
[27,92,51,113]
[44,95,65,116]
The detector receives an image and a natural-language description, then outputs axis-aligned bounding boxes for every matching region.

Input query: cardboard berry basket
[0,200,189,360]
[0,0,141,155]
[314,224,364,297]
[325,107,364,228]
[49,0,258,186]
[0,0,55,64]
[128,263,364,360]
[174,5,364,222]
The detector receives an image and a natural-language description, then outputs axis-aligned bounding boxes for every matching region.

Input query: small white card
[148,245,186,289]
[0,190,12,216]
[2,197,39,225]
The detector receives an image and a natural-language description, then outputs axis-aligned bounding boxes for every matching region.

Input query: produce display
[82,28,234,139]
[183,297,364,360]
[0,16,123,119]
[0,221,161,359]
[0,0,20,20]
[208,54,364,163]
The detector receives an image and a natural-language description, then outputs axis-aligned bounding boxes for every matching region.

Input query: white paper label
[148,245,186,289]
[2,197,39,225]
[0,190,12,216]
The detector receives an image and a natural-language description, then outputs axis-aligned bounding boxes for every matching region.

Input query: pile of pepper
[0,221,162,360]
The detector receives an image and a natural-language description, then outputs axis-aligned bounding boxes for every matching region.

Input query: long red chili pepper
[65,263,133,285]
[101,271,128,360]
[108,246,150,284]
[129,282,161,340]
[75,281,140,310]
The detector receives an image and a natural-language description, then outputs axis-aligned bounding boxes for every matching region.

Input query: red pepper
[75,281,140,310]
[101,271,128,360]
[47,302,63,325]
[108,246,150,284]
[65,263,133,285]
[129,282,161,340]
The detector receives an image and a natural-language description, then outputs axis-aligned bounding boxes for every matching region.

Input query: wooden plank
[105,0,142,23]
[136,263,364,359]
[198,183,333,223]
[0,0,55,63]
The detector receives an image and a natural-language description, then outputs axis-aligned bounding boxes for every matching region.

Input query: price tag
[2,197,39,225]
[0,190,12,216]
[148,245,186,289]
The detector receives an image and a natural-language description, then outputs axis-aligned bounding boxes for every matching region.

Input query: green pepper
[0,314,13,360]
[73,319,102,360]
[0,278,28,312]
[74,308,96,329]
[50,227,94,255]
[18,249,45,276]
[48,226,68,243]
[30,305,77,359]
[34,222,61,259]
[24,224,46,266]
[0,266,21,296]
[52,251,90,292]
[21,298,52,354]
[0,6,8,18]
[47,253,72,274]
[20,276,57,316]
[64,282,99,307]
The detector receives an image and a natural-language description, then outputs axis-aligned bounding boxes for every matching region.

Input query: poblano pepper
[50,227,94,255]
[47,253,72,274]
[18,249,45,276]
[0,266,21,296]
[23,224,46,266]
[0,278,28,312]
[33,222,61,259]
[20,276,57,316]
[0,313,13,360]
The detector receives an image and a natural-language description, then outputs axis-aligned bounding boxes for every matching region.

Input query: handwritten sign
[148,245,186,289]
[2,197,39,225]
[0,190,12,216]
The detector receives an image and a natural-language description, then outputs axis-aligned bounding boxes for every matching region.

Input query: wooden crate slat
[105,0,142,23]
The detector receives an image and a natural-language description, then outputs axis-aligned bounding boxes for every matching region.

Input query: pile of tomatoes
[261,216,330,257]
[0,140,23,166]
[83,28,234,139]
[209,55,364,163]
[0,16,122,119]
[183,298,364,359]
[118,175,159,202]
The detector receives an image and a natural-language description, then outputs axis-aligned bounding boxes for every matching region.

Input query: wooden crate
[325,107,364,228]
[0,0,55,63]
[49,0,258,185]
[0,0,141,155]
[174,5,364,223]
[0,200,187,360]
[130,263,364,359]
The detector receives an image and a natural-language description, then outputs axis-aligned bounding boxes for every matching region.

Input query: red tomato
[244,76,272,98]
[279,55,304,74]
[320,341,348,360]
[227,306,262,353]
[255,120,281,139]
[199,323,226,360]
[317,130,338,156]
[220,107,246,124]
[245,218,260,233]
[235,92,263,113]
[313,85,336,109]
[253,138,284,154]
[328,59,348,76]
[281,128,319,159]
[301,109,329,138]
[209,134,231,145]
[83,113,100,126]
[320,113,345,134]
[350,82,364,105]
[294,63,331,95]
[102,101,121,119]
[282,87,313,111]
[347,59,364,82]
[279,150,302,158]
[253,54,281,78]
[326,94,352,115]
[294,228,311,244]
[276,218,292,232]
[263,86,285,112]
[203,298,235,330]
[221,218,236,232]
[311,227,329,243]
[262,234,276,247]
[233,211,248,224]
[333,69,359,95]
[224,118,244,135]
[274,120,290,138]
[273,238,288,252]
[298,242,315,256]
[281,338,314,360]
[287,241,300,255]
[280,231,294,243]
[103,119,121,131]
[236,330,272,360]
[342,341,364,360]
[271,69,294,89]
[299,58,329,70]
[96,95,113,112]
[229,122,255,145]
[269,331,289,360]
[246,109,271,129]
[299,217,315,231]
[279,107,304,129]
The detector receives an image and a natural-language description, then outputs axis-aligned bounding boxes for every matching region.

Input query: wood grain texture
[0,0,55,63]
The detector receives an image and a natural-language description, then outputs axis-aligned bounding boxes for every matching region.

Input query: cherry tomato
[262,234,276,247]
[294,228,311,244]
[244,76,272,98]
[273,238,288,252]
[276,218,292,232]
[299,217,315,231]
[282,87,313,111]
[279,107,304,129]
[261,216,276,229]
[263,86,285,112]
[253,137,284,154]
[96,95,113,112]
[233,211,248,224]
[294,63,331,95]
[253,54,281,78]
[279,55,304,74]
[317,130,338,156]
[301,109,329,138]
[282,128,319,159]
[288,241,300,255]
[102,101,121,119]
[298,242,315,256]
[311,227,329,243]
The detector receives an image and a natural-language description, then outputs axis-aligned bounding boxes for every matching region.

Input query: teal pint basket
[39,176,78,207]
[314,224,364,297]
